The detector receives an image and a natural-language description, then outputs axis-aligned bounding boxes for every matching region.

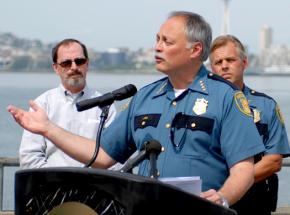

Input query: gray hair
[168,11,212,62]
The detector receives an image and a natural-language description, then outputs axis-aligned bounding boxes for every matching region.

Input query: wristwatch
[221,195,229,208]
[218,192,229,208]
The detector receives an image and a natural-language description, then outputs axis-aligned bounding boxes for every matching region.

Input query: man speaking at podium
[8,11,265,209]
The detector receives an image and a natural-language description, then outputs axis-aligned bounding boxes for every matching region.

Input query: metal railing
[0,157,289,212]
[0,157,19,211]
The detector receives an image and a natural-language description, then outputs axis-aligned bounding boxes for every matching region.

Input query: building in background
[259,26,290,73]
[260,26,272,51]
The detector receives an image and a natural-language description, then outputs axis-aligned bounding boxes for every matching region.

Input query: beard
[65,76,85,89]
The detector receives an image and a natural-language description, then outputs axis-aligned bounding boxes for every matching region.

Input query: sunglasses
[57,58,87,68]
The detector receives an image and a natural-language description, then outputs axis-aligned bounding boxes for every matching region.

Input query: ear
[189,42,203,59]
[242,56,249,69]
[52,63,60,75]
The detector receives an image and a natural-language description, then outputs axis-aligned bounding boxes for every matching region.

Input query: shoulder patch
[208,72,239,90]
[120,98,132,112]
[275,105,285,125]
[234,91,252,116]
[249,89,274,101]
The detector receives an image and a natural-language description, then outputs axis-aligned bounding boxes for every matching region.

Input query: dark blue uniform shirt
[102,66,265,191]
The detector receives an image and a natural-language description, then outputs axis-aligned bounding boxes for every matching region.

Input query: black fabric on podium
[14,167,237,215]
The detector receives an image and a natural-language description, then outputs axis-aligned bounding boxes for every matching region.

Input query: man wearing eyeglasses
[8,12,265,207]
[209,35,290,215]
[19,38,117,168]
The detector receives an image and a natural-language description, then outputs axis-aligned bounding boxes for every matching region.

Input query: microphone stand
[119,150,146,173]
[120,140,163,179]
[149,152,158,179]
[84,105,110,168]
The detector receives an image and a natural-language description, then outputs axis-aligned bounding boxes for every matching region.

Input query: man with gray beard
[19,38,117,168]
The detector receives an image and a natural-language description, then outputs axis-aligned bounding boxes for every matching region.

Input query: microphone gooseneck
[120,140,163,177]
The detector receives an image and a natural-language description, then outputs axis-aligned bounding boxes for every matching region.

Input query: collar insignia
[156,82,167,95]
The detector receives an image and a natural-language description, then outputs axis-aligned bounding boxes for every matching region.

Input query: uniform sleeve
[220,90,265,167]
[101,99,136,163]
[104,103,117,128]
[19,97,48,168]
[264,102,290,156]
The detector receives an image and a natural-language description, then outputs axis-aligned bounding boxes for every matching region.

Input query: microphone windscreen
[145,140,162,152]
[113,84,137,101]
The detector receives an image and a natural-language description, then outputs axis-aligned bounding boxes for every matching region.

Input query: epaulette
[207,72,239,90]
[249,89,274,101]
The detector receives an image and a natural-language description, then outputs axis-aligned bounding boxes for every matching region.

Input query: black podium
[15,167,237,215]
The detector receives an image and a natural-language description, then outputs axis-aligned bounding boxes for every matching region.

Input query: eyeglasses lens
[58,58,87,68]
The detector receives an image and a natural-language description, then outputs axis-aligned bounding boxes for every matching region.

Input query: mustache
[67,70,83,77]
[155,53,165,59]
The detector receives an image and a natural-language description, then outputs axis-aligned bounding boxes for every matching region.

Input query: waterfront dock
[0,157,289,215]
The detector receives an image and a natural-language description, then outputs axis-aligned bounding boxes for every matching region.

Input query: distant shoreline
[246,72,290,76]
[1,69,290,76]
[0,69,157,74]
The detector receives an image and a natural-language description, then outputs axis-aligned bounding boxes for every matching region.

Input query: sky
[0,0,289,54]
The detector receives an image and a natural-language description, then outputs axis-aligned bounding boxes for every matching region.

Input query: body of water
[0,71,289,210]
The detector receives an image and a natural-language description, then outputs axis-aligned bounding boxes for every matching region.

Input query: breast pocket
[170,112,214,157]
[134,114,161,130]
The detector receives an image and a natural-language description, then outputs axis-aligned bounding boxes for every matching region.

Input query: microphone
[76,84,137,111]
[147,140,163,178]
[120,140,163,174]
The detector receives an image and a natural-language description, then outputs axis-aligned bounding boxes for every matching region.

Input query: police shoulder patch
[275,105,285,125]
[234,91,252,116]
[120,98,132,112]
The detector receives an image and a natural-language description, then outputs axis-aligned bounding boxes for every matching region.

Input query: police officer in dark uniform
[210,34,290,215]
[8,11,265,208]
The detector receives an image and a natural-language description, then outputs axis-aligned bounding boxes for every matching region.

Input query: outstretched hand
[7,100,49,135]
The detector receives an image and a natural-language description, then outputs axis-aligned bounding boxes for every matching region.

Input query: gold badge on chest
[193,98,208,115]
[253,109,261,123]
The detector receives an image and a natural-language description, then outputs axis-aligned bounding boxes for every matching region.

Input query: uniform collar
[242,84,251,95]
[187,65,209,95]
[242,85,256,108]
[153,65,209,99]
[153,79,169,98]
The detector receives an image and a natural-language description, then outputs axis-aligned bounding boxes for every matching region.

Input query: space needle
[221,0,231,35]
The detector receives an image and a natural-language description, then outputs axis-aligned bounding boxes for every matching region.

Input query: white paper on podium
[159,176,202,196]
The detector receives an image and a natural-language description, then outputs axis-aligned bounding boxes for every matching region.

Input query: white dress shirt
[19,84,117,168]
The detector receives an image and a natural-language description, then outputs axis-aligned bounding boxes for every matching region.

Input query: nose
[221,60,228,69]
[155,40,163,52]
[70,61,78,70]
